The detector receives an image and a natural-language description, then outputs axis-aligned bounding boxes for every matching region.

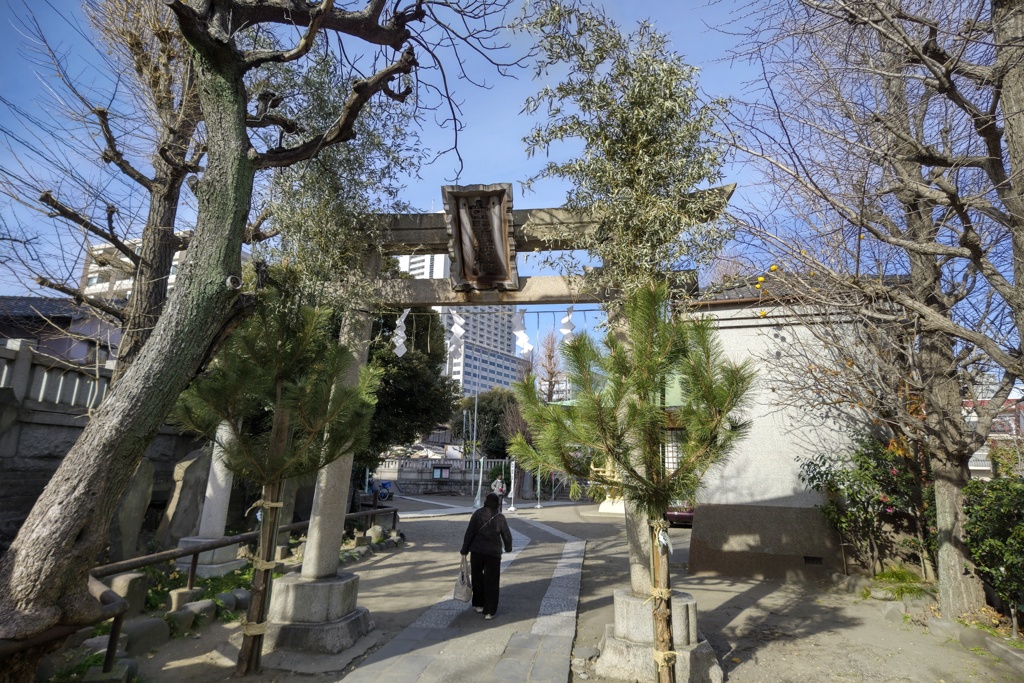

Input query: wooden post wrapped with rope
[237,488,284,675]
[650,518,676,683]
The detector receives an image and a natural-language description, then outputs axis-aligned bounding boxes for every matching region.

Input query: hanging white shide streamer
[559,305,575,340]
[448,311,466,361]
[393,308,410,357]
[513,309,533,355]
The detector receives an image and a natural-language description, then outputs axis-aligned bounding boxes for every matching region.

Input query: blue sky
[0,1,759,343]
[398,1,757,212]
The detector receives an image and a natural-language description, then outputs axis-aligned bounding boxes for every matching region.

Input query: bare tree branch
[37,191,141,267]
[33,275,126,322]
[93,108,154,190]
[253,48,417,169]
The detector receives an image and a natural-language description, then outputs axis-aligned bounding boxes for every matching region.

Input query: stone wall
[372,457,507,496]
[0,339,199,548]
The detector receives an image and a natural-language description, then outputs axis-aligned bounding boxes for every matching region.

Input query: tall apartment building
[396,254,529,396]
[79,238,191,300]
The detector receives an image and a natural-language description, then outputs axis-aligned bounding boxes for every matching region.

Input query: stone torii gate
[263,182,733,660]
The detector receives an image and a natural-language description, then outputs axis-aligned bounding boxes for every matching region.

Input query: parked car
[664,501,695,528]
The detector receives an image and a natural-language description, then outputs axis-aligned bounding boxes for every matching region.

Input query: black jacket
[461,507,512,557]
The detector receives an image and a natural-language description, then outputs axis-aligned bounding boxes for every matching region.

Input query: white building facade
[396,254,529,396]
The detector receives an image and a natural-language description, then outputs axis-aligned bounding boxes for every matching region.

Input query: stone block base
[597,624,722,683]
[268,572,360,623]
[175,538,247,577]
[612,588,697,645]
[107,573,147,618]
[264,606,374,654]
[121,617,170,657]
[169,588,202,612]
[595,588,722,683]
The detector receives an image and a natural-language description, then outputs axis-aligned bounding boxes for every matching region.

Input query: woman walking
[461,492,513,619]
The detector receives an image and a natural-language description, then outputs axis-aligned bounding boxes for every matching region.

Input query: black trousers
[470,552,502,616]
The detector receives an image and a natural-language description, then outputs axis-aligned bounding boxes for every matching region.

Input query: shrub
[963,477,1024,639]
[800,436,935,576]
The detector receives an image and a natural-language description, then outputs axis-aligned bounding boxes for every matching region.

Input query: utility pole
[472,389,483,507]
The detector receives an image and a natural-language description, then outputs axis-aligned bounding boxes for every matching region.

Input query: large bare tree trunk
[993,0,1024,302]
[931,455,985,619]
[918,328,985,618]
[113,177,188,379]
[0,38,253,681]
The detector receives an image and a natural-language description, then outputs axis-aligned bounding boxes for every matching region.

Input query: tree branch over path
[253,48,417,169]
[724,0,1024,620]
[0,2,524,677]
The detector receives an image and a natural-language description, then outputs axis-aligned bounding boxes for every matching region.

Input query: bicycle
[371,480,394,501]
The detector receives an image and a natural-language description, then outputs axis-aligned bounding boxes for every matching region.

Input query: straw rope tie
[650,586,673,600]
[653,648,679,669]
[246,499,284,516]
[643,585,674,605]
[241,618,270,636]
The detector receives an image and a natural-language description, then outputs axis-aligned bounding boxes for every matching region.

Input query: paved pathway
[135,491,1024,683]
[344,498,585,683]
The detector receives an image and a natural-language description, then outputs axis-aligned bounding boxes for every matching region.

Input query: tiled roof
[694,275,795,304]
[0,296,90,320]
[694,273,912,305]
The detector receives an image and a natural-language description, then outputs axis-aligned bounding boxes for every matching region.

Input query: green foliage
[800,436,935,575]
[509,283,755,520]
[48,652,104,682]
[517,1,730,296]
[988,440,1024,478]
[356,304,460,470]
[250,34,422,311]
[172,268,380,487]
[219,609,242,623]
[89,620,112,638]
[488,462,510,482]
[874,565,935,601]
[451,388,519,458]
[963,478,1024,623]
[143,563,257,612]
[875,565,921,584]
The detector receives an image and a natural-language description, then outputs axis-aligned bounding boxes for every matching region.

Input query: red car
[664,501,695,527]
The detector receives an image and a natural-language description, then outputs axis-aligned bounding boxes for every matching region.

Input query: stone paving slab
[340,510,583,683]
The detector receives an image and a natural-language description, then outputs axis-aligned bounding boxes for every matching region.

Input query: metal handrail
[0,505,399,669]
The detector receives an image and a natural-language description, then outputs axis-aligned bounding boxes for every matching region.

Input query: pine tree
[510,283,754,682]
[172,270,378,674]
